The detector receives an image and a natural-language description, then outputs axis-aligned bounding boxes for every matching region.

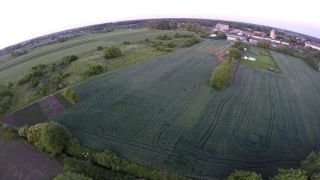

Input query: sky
[0,0,319,49]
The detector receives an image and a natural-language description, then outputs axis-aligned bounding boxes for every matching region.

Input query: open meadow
[0,29,194,82]
[49,40,320,178]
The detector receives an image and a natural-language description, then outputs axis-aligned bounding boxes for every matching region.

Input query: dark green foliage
[31,77,40,87]
[57,37,65,43]
[186,23,201,32]
[60,55,78,65]
[97,46,104,51]
[50,63,57,72]
[18,125,29,138]
[31,64,46,71]
[84,65,104,76]
[226,170,262,180]
[210,58,236,89]
[40,121,71,155]
[25,123,45,150]
[311,173,320,180]
[105,46,122,59]
[145,38,150,43]
[62,87,80,104]
[217,32,227,39]
[123,41,131,45]
[232,41,246,51]
[11,49,27,57]
[227,47,242,59]
[273,169,307,180]
[63,157,136,180]
[18,73,32,85]
[53,172,92,180]
[35,83,47,96]
[301,152,320,177]
[156,35,172,40]
[257,39,272,49]
[174,33,180,38]
[174,34,194,38]
[0,124,19,139]
[163,48,173,52]
[66,138,98,160]
[0,85,13,114]
[181,37,201,47]
[7,81,13,88]
[50,76,63,89]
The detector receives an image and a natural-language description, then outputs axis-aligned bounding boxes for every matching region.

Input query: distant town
[1,18,320,56]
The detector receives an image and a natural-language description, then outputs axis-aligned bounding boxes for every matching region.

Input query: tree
[97,46,103,51]
[257,39,271,48]
[273,169,308,180]
[35,83,47,96]
[105,46,122,59]
[63,87,80,104]
[40,121,71,155]
[186,23,193,31]
[227,170,262,180]
[210,58,236,89]
[53,172,92,180]
[217,32,227,39]
[301,152,320,177]
[31,77,40,87]
[311,173,320,180]
[227,47,242,59]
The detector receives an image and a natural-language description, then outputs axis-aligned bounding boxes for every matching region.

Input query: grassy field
[0,30,196,115]
[240,46,281,73]
[0,29,195,82]
[44,40,320,179]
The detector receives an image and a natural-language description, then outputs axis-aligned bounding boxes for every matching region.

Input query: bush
[181,37,201,47]
[57,37,65,43]
[53,172,92,180]
[31,64,46,71]
[84,65,104,76]
[35,83,47,96]
[105,46,122,59]
[227,170,262,180]
[31,77,40,87]
[11,49,27,57]
[40,121,71,155]
[60,55,78,65]
[217,32,227,39]
[210,58,236,89]
[273,169,307,180]
[0,124,19,139]
[156,35,172,40]
[164,48,174,52]
[123,41,131,45]
[63,87,80,104]
[26,123,45,150]
[301,152,320,177]
[311,173,320,180]
[19,125,29,138]
[17,73,32,85]
[227,47,242,59]
[96,46,103,51]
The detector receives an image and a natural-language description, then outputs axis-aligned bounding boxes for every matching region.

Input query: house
[270,29,276,39]
[215,23,229,32]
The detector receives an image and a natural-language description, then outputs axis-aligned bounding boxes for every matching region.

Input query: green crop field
[51,40,320,179]
[0,29,195,83]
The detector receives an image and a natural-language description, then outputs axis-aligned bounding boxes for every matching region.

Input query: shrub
[301,152,320,177]
[19,125,29,138]
[31,77,40,87]
[53,172,92,180]
[63,87,80,104]
[210,58,236,89]
[60,55,78,65]
[17,73,32,85]
[35,83,47,96]
[227,47,242,59]
[96,46,103,51]
[181,37,201,47]
[0,124,19,139]
[164,48,174,52]
[11,49,27,57]
[273,169,307,180]
[217,32,227,39]
[31,64,46,71]
[311,173,320,180]
[156,35,172,40]
[227,170,262,180]
[40,121,71,155]
[84,65,104,76]
[57,37,65,43]
[26,123,45,150]
[123,41,131,45]
[105,46,122,59]
[165,41,176,48]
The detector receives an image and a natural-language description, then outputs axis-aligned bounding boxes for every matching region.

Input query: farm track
[47,42,320,179]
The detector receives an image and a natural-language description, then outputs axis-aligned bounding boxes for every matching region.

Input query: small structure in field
[248,57,256,61]
[244,56,248,60]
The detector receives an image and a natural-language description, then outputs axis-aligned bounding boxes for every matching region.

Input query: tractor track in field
[192,65,244,151]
